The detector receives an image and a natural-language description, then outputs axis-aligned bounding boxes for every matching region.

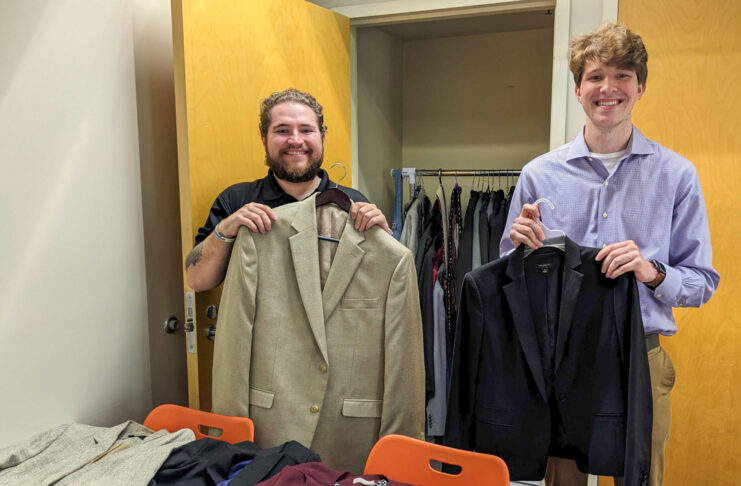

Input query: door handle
[164,316,180,334]
[206,324,216,341]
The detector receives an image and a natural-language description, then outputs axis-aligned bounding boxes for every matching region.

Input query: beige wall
[402,27,553,171]
[403,27,552,209]
[0,0,159,446]
[356,26,553,216]
[356,27,403,220]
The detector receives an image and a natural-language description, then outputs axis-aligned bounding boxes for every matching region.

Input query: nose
[287,130,302,144]
[600,77,617,93]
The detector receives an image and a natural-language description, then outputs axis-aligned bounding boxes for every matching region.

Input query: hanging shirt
[500,126,719,335]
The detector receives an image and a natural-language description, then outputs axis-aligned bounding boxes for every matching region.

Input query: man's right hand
[510,202,545,250]
[217,203,278,237]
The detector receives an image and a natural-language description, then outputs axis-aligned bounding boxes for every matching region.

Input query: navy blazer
[445,238,651,485]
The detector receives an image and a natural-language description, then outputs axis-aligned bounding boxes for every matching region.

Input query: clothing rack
[392,167,521,191]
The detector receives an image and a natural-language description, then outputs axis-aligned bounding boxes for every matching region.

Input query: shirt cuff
[651,262,680,304]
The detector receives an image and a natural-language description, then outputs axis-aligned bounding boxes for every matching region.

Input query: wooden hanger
[315,188,352,243]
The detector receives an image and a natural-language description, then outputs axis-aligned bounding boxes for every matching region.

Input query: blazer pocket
[249,386,275,409]
[341,297,379,310]
[341,398,382,418]
[476,405,514,427]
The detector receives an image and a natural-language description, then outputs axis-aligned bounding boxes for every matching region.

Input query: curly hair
[259,88,327,136]
[570,23,648,86]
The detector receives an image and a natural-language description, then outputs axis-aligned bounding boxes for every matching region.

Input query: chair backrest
[143,404,254,443]
[364,434,509,486]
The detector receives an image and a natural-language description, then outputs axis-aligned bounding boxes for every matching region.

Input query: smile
[597,100,621,106]
[284,150,308,155]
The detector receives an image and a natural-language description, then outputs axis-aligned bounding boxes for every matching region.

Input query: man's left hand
[351,202,391,233]
[595,240,658,282]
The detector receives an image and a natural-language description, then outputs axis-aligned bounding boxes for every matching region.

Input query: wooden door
[171,0,352,411]
[599,1,741,484]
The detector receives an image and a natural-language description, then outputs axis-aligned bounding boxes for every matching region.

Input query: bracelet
[213,222,235,243]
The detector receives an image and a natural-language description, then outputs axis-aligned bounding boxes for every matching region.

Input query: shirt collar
[261,168,332,202]
[566,125,655,163]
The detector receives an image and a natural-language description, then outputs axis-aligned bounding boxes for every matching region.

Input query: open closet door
[171,0,352,411]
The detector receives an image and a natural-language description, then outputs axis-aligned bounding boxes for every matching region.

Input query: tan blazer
[212,193,425,473]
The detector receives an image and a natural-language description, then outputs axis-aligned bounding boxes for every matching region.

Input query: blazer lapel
[554,238,584,373]
[322,208,366,321]
[503,247,548,402]
[289,198,328,364]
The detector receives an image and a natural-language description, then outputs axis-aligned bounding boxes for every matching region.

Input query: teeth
[285,151,307,155]
[598,100,619,106]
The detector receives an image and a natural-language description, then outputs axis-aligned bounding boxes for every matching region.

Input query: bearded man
[186,88,388,291]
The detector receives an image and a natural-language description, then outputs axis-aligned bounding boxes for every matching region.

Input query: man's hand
[218,202,278,236]
[510,203,545,249]
[595,240,658,281]
[351,202,390,233]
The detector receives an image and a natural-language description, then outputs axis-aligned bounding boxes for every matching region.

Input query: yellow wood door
[171,0,352,411]
[597,1,741,485]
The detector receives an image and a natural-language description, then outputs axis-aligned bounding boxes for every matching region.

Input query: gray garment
[471,198,484,270]
[400,189,424,256]
[426,268,448,437]
[0,421,194,486]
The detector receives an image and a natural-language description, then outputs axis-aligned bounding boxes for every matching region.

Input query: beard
[265,150,323,183]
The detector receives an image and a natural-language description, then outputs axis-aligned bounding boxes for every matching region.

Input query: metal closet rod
[411,169,521,177]
[392,167,521,185]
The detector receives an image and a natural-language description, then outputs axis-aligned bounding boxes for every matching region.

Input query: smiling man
[500,23,719,486]
[186,88,388,292]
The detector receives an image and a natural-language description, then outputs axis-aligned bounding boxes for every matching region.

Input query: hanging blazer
[445,239,651,485]
[212,193,425,474]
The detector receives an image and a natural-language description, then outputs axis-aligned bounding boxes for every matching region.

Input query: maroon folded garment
[255,462,420,486]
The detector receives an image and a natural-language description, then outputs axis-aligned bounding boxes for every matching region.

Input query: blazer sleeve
[380,250,426,440]
[444,273,485,451]
[623,275,653,485]
[211,227,259,417]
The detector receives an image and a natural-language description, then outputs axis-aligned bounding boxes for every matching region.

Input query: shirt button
[310,405,320,413]
[588,157,593,162]
[604,181,609,186]
[320,365,328,373]
[602,212,608,219]
[602,243,606,248]
[656,293,662,298]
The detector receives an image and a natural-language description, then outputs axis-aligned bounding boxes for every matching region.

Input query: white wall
[0,0,153,446]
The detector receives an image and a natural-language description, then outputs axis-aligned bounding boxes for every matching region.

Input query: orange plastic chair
[143,404,254,444]
[364,434,509,486]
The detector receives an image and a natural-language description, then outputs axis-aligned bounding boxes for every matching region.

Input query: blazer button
[320,365,328,373]
[310,405,320,413]
[558,394,568,403]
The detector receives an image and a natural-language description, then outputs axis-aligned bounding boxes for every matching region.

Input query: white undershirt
[590,149,626,175]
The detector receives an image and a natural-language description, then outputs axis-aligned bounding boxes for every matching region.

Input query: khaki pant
[544,345,675,486]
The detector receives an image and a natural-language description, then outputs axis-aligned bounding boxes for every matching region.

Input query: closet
[353,8,555,216]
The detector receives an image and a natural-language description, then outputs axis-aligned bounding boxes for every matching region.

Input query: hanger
[326,162,347,184]
[523,197,566,257]
[315,188,352,243]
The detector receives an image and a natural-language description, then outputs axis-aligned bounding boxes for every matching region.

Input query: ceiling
[377,9,553,40]
[306,1,554,41]
[308,0,390,7]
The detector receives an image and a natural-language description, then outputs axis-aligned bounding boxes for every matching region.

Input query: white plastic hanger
[523,197,566,257]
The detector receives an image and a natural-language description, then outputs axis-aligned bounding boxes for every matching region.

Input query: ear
[637,82,646,99]
[261,133,267,146]
[574,83,582,102]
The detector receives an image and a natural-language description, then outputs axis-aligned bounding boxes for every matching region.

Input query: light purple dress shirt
[500,126,719,335]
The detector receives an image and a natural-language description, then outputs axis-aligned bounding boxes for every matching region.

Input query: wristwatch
[646,260,666,290]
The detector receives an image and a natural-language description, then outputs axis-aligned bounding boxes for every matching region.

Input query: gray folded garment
[0,420,195,486]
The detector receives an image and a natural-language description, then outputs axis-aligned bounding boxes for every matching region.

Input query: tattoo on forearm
[185,244,204,269]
